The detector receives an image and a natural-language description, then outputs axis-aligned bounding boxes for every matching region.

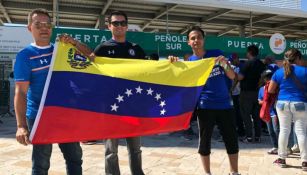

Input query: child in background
[258,70,279,154]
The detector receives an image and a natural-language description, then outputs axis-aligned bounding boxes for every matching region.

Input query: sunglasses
[111,20,128,27]
[33,21,52,29]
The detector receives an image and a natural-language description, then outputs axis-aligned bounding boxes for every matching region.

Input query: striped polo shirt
[14,43,54,119]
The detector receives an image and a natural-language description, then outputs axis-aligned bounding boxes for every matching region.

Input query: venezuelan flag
[30,41,215,144]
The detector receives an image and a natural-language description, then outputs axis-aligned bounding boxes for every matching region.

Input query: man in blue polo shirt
[14,8,92,175]
[170,26,240,175]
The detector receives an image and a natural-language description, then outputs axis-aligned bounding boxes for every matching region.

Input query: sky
[302,0,307,11]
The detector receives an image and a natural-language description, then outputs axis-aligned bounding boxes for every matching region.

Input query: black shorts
[198,109,239,156]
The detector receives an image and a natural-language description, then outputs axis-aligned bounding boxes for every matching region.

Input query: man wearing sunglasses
[94,11,146,175]
[14,8,92,175]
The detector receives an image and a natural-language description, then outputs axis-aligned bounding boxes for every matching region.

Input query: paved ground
[0,115,306,175]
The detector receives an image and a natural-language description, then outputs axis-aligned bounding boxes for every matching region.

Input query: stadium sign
[1,26,306,58]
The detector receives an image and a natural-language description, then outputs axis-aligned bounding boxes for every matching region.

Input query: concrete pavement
[0,116,306,175]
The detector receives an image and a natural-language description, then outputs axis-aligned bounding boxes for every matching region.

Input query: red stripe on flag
[31,106,192,144]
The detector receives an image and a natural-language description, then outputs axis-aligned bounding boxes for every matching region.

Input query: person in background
[264,55,299,154]
[229,53,245,138]
[258,70,279,154]
[148,53,159,61]
[268,48,307,171]
[264,55,279,73]
[237,45,265,143]
[181,106,198,140]
[258,70,296,156]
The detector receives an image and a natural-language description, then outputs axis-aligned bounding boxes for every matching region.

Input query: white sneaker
[292,144,300,153]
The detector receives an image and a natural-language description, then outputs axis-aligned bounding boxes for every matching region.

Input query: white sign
[269,33,286,55]
[0,26,33,53]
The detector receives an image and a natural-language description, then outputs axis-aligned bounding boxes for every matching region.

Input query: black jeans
[240,91,261,138]
[232,95,245,136]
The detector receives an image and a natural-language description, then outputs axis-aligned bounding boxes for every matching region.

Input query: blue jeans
[27,118,83,175]
[266,116,279,148]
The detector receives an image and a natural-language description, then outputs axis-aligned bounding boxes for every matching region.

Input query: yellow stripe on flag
[52,42,215,87]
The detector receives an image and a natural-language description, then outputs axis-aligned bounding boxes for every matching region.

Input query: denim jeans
[105,137,144,175]
[276,101,307,162]
[266,116,279,148]
[27,118,83,175]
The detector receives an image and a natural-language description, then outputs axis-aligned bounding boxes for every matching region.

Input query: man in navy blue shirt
[171,26,240,175]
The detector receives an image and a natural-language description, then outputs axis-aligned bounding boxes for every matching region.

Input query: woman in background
[268,48,307,171]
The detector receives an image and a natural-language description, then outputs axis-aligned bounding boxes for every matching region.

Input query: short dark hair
[108,11,128,24]
[186,26,205,39]
[28,8,51,25]
[247,45,259,57]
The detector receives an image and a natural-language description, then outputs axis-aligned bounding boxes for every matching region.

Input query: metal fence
[0,80,10,115]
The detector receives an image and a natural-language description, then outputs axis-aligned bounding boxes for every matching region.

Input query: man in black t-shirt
[94,11,145,175]
[94,38,145,59]
[238,45,265,143]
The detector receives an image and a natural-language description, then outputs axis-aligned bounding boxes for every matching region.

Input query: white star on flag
[125,89,133,97]
[155,93,161,101]
[135,86,143,94]
[116,95,124,103]
[160,109,166,115]
[111,103,119,111]
[160,101,166,107]
[147,88,154,95]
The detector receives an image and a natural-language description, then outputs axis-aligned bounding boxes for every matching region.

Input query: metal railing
[224,0,301,10]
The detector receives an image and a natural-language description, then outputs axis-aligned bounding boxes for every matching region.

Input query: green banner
[52,28,307,59]
[52,28,190,57]
[205,36,272,58]
[206,36,307,59]
[288,41,307,57]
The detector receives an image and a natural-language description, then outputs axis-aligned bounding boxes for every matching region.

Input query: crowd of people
[13,8,307,175]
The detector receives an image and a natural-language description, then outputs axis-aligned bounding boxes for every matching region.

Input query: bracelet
[220,62,229,71]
